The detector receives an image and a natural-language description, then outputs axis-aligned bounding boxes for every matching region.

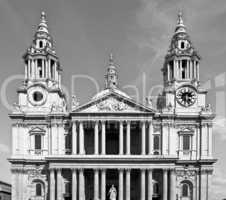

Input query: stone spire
[105,53,118,89]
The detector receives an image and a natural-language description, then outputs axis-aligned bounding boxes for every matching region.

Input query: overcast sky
[0,0,226,199]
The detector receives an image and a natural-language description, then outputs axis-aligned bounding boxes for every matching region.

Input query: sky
[0,0,226,199]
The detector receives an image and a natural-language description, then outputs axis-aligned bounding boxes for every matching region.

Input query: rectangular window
[35,135,42,150]
[153,135,160,154]
[183,135,190,151]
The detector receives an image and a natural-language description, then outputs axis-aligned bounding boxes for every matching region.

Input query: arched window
[39,41,43,48]
[182,183,189,197]
[181,60,187,79]
[181,41,185,49]
[36,183,42,196]
[37,59,43,78]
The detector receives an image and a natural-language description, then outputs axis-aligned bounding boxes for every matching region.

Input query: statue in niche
[108,185,117,200]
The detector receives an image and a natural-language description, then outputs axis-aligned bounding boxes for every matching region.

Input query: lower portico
[47,157,177,200]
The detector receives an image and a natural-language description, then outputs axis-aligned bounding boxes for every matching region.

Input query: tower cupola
[23,12,62,88]
[163,12,201,87]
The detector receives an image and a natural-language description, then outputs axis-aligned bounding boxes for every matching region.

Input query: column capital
[119,120,124,125]
[126,120,131,124]
[56,168,62,172]
[101,120,106,124]
[78,168,84,172]
[49,168,55,172]
[71,168,77,172]
[163,168,170,172]
[100,168,106,172]
[125,168,131,172]
[147,168,153,172]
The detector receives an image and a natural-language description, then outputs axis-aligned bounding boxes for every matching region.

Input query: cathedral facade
[9,12,216,200]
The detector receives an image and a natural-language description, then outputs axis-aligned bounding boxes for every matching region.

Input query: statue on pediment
[72,95,79,110]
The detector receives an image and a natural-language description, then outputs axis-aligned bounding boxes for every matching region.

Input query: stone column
[126,169,131,200]
[141,169,146,200]
[101,169,106,200]
[148,169,153,200]
[170,169,176,200]
[167,64,170,81]
[72,122,77,154]
[101,121,106,155]
[79,169,85,200]
[119,169,124,200]
[94,121,99,155]
[57,169,62,200]
[50,169,55,200]
[148,121,153,155]
[72,169,77,200]
[141,121,146,155]
[119,121,124,155]
[79,121,85,154]
[163,169,168,200]
[94,169,99,200]
[126,121,131,155]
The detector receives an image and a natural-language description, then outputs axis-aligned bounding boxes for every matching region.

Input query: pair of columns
[72,120,154,155]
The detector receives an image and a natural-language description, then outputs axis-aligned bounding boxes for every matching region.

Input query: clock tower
[159,12,208,113]
[16,12,67,114]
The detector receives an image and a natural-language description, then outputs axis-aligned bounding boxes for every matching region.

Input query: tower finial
[109,52,114,65]
[175,10,186,34]
[177,11,184,26]
[37,11,49,34]
[41,11,47,23]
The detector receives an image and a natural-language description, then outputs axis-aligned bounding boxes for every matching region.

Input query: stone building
[0,181,11,200]
[9,12,216,200]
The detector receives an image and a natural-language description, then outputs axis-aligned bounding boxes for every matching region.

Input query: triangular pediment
[73,90,155,113]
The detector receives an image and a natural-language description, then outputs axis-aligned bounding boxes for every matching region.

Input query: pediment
[73,91,155,113]
[178,127,194,134]
[29,127,46,134]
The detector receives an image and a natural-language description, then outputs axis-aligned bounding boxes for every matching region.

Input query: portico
[48,165,177,200]
[70,118,154,156]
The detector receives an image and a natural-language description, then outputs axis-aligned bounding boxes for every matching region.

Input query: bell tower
[163,12,201,88]
[23,12,62,89]
[158,12,208,112]
[14,12,67,114]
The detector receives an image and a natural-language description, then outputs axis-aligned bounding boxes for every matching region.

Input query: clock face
[28,86,47,106]
[176,87,197,107]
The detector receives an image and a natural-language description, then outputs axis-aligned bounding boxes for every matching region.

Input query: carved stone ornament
[176,169,196,179]
[50,102,64,112]
[96,98,128,111]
